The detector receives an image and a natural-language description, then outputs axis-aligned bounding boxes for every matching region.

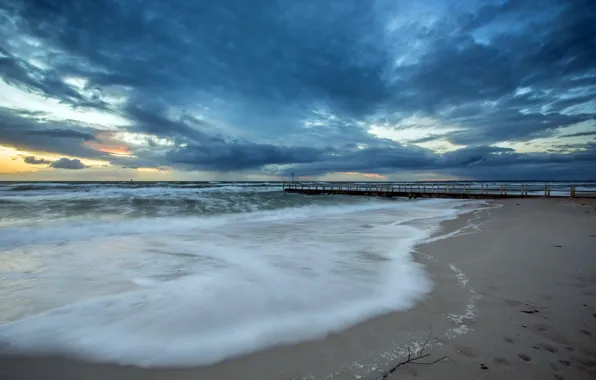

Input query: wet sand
[1,198,595,380]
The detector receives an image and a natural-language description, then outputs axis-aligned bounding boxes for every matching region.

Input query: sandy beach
[1,198,595,380]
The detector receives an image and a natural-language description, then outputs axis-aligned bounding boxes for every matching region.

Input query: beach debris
[558,360,571,367]
[376,327,455,380]
[480,363,488,370]
[521,309,540,314]
[522,324,527,327]
[533,346,540,350]
[553,245,563,248]
[592,313,595,318]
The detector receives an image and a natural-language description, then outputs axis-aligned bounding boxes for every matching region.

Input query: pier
[283,182,594,199]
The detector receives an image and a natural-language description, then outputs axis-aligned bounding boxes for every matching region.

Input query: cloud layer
[1,0,595,180]
[22,156,88,170]
[49,158,87,170]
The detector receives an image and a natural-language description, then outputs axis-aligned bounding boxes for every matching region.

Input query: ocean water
[0,182,477,367]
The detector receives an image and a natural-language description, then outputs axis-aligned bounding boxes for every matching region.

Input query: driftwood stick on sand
[376,327,455,380]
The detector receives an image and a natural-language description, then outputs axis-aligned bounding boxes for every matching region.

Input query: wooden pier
[283,182,593,199]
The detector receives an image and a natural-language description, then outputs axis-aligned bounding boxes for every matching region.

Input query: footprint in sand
[558,360,571,367]
[554,374,564,380]
[518,354,531,362]
[551,335,571,346]
[503,336,515,344]
[493,357,510,365]
[539,343,558,353]
[549,362,559,372]
[578,358,596,368]
[505,299,523,307]
[406,368,418,377]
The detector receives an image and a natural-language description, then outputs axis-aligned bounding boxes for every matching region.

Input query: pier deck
[283,183,593,199]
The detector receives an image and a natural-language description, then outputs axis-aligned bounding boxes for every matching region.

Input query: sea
[0,181,588,367]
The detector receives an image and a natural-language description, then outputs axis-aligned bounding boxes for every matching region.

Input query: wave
[0,198,451,247]
[0,198,478,367]
[0,184,283,204]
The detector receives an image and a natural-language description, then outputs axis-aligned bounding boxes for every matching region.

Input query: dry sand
[386,198,596,380]
[1,198,595,380]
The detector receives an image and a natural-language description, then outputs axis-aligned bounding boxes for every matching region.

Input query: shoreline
[1,198,595,379]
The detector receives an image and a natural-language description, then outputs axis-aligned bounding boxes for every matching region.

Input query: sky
[0,0,595,181]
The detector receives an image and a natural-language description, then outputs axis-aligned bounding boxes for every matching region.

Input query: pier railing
[282,182,594,199]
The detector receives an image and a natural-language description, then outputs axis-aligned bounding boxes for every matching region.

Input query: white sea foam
[0,198,478,367]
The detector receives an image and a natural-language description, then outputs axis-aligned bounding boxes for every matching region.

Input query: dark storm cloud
[22,155,88,170]
[387,0,596,145]
[4,0,389,117]
[271,143,596,179]
[0,0,595,178]
[49,157,88,169]
[0,109,102,157]
[24,128,95,140]
[0,54,91,107]
[559,131,596,139]
[23,156,50,165]
[167,142,329,171]
[123,103,210,143]
[441,143,596,180]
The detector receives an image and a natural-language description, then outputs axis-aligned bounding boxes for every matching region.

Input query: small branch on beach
[376,327,455,380]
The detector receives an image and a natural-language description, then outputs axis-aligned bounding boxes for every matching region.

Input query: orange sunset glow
[339,172,387,179]
[84,140,133,157]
